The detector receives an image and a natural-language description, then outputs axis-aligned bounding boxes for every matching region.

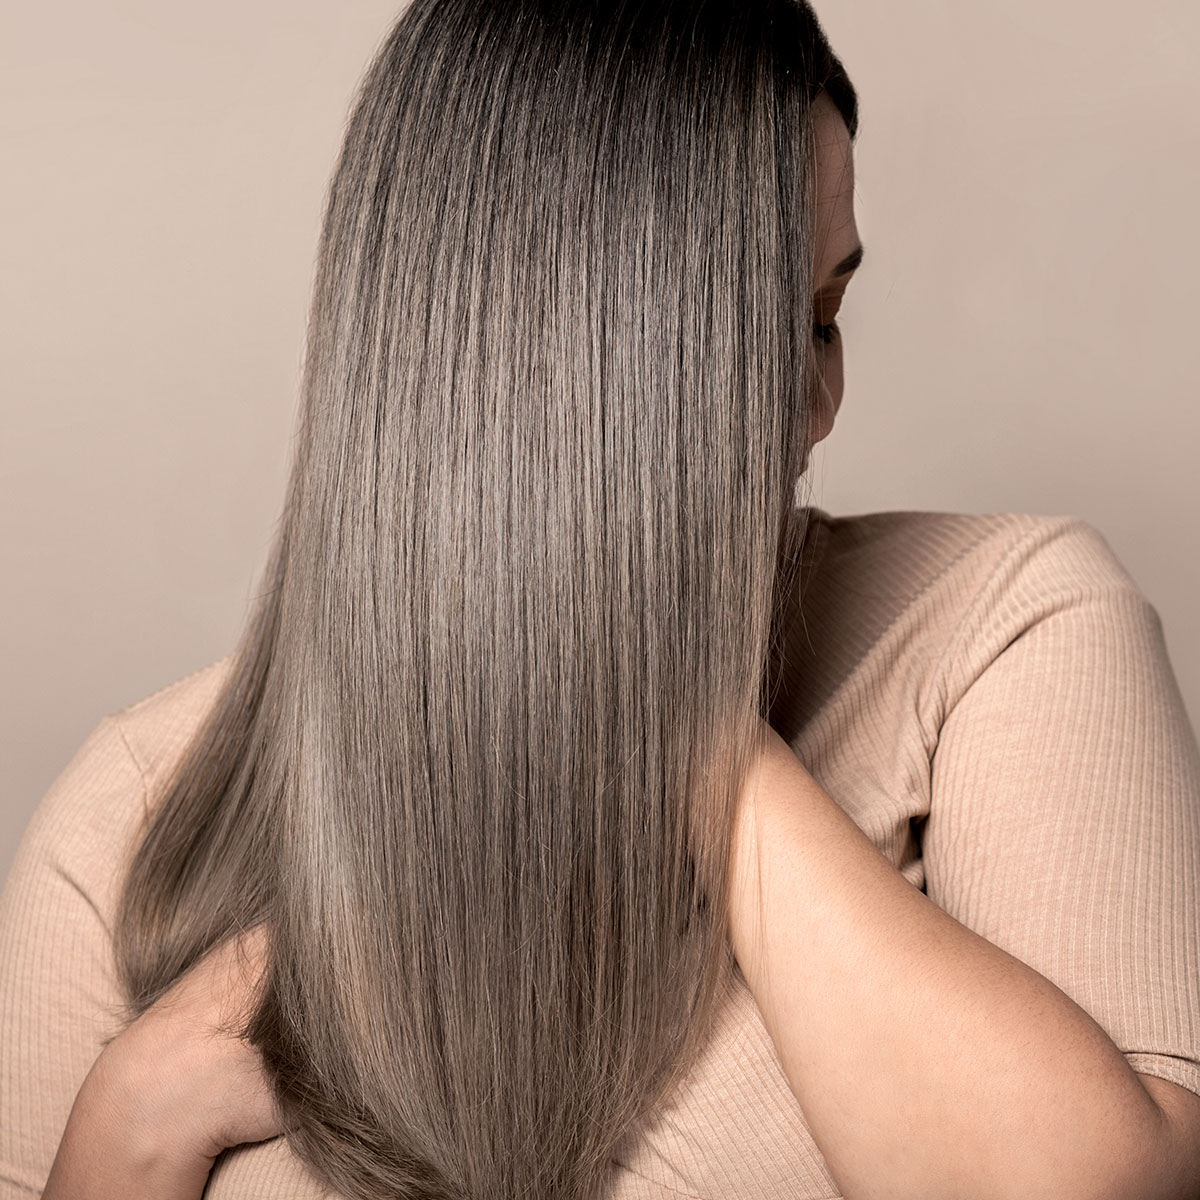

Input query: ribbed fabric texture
[2,507,1197,1199]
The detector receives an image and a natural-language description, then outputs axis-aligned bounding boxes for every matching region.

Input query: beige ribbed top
[3,507,1198,1200]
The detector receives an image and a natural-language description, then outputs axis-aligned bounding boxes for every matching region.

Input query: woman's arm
[727,721,1184,1200]
[42,926,282,1200]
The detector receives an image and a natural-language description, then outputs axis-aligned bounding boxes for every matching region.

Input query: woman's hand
[44,925,284,1200]
[101,924,283,1169]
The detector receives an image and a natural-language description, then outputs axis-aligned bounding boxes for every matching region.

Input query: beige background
[3,0,1197,883]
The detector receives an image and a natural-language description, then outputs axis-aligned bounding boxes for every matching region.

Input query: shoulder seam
[918,515,1085,733]
[104,713,151,825]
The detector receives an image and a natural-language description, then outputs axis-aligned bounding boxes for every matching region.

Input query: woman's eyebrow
[824,242,865,283]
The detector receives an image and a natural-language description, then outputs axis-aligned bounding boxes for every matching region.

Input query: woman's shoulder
[804,505,1143,615]
[780,507,1147,733]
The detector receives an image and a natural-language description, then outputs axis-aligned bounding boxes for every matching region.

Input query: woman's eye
[813,320,840,346]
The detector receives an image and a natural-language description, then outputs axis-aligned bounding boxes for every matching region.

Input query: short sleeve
[923,516,1200,1101]
[0,716,148,1197]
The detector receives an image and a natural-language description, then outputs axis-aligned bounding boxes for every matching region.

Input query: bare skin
[808,89,863,451]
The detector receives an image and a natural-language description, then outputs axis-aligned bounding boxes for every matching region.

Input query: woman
[3,0,1199,1197]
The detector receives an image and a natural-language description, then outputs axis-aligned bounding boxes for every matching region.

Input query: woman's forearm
[727,740,1167,1200]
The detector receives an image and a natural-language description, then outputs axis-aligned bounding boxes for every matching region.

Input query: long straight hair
[106,1,858,1195]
